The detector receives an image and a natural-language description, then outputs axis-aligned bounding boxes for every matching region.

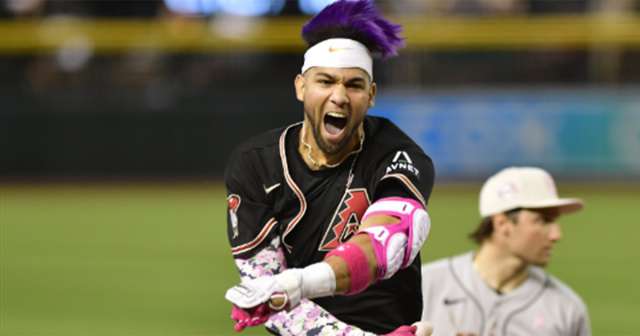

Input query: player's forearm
[271,197,429,305]
[325,214,396,293]
[325,195,430,295]
[267,215,393,308]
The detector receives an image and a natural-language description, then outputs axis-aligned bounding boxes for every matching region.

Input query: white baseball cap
[479,167,584,217]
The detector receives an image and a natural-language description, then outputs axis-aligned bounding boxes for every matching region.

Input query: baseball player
[222,1,435,335]
[421,167,590,336]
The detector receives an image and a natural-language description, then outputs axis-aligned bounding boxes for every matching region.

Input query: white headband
[301,38,373,79]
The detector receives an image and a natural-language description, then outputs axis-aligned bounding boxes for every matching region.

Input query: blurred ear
[369,82,377,107]
[492,213,512,239]
[294,74,305,102]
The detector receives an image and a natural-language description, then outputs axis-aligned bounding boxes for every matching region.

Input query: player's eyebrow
[313,72,337,81]
[345,77,367,86]
[532,208,559,223]
[542,210,559,223]
[314,72,367,85]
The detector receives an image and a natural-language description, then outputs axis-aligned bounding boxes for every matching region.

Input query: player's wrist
[300,262,336,299]
[272,262,336,309]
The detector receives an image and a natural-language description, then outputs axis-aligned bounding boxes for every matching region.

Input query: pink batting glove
[230,304,271,332]
[384,325,417,336]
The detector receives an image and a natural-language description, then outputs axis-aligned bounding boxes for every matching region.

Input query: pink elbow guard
[360,197,431,280]
[325,242,371,295]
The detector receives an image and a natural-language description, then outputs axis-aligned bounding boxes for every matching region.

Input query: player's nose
[548,222,562,242]
[329,84,349,107]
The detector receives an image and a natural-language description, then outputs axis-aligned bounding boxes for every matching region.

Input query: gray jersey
[421,252,591,336]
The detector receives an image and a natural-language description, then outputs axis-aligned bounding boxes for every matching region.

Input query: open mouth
[324,112,347,136]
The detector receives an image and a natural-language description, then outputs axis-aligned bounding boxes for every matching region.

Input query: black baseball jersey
[224,116,435,333]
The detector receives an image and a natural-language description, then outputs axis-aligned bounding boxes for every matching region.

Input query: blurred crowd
[1,0,162,17]
[1,0,639,113]
[1,1,639,178]
[1,0,639,18]
[385,0,640,15]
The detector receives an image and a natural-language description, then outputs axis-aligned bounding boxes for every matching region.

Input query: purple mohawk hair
[301,0,404,59]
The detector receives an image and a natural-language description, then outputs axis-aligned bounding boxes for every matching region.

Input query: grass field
[1,182,638,335]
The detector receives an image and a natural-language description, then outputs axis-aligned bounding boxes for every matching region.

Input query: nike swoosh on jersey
[263,183,281,195]
[443,297,467,305]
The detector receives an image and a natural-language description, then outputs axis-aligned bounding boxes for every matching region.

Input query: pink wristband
[325,242,371,295]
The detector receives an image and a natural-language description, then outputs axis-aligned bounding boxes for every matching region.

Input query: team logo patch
[318,188,371,251]
[533,315,546,329]
[497,182,518,200]
[227,194,241,239]
[385,151,420,177]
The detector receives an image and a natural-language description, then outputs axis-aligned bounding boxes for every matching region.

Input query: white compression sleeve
[275,261,336,308]
[301,262,336,299]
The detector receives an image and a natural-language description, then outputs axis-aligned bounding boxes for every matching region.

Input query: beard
[306,109,356,155]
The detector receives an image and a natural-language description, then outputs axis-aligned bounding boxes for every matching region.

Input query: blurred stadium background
[1,0,638,335]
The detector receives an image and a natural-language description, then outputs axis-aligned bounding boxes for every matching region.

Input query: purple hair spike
[302,0,404,59]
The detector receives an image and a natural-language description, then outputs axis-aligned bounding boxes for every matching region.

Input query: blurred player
[421,167,591,336]
[223,0,435,335]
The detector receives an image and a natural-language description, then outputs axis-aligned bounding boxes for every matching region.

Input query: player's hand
[225,276,282,310]
[225,270,303,311]
[230,304,271,332]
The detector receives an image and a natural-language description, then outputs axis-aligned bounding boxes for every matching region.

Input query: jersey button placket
[485,302,501,336]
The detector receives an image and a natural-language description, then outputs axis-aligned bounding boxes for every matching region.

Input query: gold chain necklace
[300,124,363,169]
[300,127,325,168]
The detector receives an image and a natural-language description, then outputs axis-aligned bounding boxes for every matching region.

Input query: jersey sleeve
[575,311,591,336]
[572,297,592,336]
[370,148,435,207]
[224,147,280,258]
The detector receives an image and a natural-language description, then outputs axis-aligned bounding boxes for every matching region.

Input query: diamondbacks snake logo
[318,188,370,251]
